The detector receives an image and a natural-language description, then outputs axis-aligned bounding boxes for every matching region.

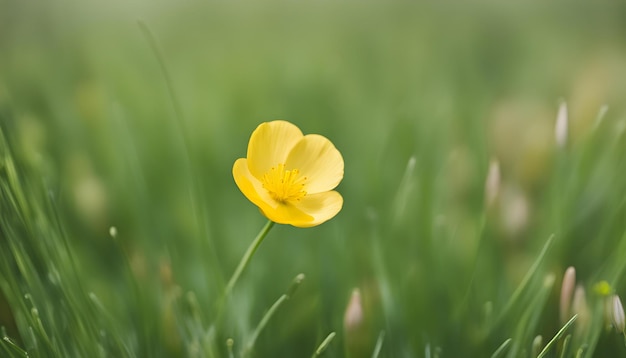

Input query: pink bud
[612,295,625,332]
[559,267,576,324]
[344,289,363,332]
[485,159,500,209]
[555,101,568,148]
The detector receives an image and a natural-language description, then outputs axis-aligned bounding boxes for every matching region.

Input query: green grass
[1,1,626,357]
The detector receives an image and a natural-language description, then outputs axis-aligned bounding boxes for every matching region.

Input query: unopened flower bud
[343,288,368,358]
[560,266,576,324]
[500,186,530,238]
[612,295,625,333]
[572,285,590,336]
[484,159,500,209]
[531,335,543,357]
[344,289,363,332]
[555,101,568,148]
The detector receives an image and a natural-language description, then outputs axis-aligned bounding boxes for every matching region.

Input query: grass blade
[371,331,385,358]
[490,338,512,358]
[536,315,577,358]
[312,332,336,358]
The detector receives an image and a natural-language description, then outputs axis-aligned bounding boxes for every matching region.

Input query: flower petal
[247,121,303,179]
[260,203,314,226]
[233,158,276,214]
[234,158,314,225]
[285,134,344,194]
[288,191,343,227]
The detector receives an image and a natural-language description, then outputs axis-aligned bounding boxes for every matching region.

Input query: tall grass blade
[312,332,336,358]
[536,315,577,358]
[490,338,512,358]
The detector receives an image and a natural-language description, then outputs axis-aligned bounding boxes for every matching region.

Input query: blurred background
[1,1,626,357]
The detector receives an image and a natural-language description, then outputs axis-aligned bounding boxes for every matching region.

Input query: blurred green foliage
[1,1,626,357]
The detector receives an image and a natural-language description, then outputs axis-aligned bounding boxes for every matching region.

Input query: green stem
[244,294,289,356]
[312,332,336,357]
[489,338,512,358]
[224,220,275,299]
[536,315,577,358]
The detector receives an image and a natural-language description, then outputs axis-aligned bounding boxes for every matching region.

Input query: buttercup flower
[233,120,343,227]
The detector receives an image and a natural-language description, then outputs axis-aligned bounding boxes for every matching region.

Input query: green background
[1,1,626,357]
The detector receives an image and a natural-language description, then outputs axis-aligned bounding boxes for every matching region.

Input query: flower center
[261,163,307,203]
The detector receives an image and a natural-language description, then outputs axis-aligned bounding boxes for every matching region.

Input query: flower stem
[210,220,275,334]
[224,220,275,299]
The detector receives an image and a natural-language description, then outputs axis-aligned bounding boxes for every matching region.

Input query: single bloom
[233,120,344,227]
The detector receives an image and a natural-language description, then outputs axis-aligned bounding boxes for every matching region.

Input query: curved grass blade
[372,331,385,358]
[312,332,336,358]
[490,338,512,358]
[536,315,577,358]
[243,274,305,356]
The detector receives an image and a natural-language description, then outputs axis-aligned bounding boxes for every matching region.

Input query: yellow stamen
[262,163,307,203]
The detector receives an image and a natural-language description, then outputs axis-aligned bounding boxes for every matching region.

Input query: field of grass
[1,1,626,357]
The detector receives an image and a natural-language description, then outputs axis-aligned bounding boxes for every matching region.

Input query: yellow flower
[233,120,344,227]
